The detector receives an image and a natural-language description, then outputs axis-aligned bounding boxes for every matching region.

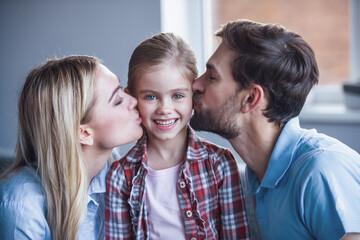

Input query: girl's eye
[115,97,124,105]
[173,94,184,99]
[145,95,157,100]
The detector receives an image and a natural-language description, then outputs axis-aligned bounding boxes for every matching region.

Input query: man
[190,19,360,240]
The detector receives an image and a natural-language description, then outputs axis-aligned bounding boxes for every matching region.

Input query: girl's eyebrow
[138,89,157,94]
[173,88,191,92]
[138,88,191,94]
[108,85,121,103]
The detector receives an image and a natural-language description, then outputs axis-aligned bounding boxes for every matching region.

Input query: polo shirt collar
[248,117,303,193]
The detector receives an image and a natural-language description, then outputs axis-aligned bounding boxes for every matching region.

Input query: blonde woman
[0,55,143,240]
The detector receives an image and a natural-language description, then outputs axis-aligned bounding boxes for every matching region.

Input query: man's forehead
[207,43,233,72]
[208,43,232,63]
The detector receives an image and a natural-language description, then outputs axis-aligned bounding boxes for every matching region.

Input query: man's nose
[192,73,205,93]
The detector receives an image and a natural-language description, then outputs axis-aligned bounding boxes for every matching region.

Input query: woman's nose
[127,95,138,110]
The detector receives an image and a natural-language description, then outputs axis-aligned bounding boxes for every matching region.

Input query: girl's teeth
[155,119,176,126]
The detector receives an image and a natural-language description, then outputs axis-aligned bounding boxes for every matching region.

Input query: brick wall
[212,0,349,85]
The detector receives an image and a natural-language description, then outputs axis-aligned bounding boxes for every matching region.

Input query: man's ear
[79,125,94,146]
[241,84,264,114]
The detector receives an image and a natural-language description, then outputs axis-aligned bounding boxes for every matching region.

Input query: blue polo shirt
[246,117,360,240]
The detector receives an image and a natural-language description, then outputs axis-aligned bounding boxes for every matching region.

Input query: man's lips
[192,101,199,112]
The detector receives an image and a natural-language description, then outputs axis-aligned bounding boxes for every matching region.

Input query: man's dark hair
[216,19,319,126]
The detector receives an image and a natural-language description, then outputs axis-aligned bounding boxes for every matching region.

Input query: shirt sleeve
[105,161,133,240]
[216,149,250,240]
[0,194,50,239]
[302,150,360,239]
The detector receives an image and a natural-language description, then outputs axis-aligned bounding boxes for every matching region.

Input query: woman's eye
[145,95,157,100]
[115,97,124,105]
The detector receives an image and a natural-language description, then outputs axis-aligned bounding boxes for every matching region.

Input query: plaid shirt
[106,126,249,240]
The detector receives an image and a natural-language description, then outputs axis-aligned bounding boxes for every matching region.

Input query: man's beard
[190,91,242,139]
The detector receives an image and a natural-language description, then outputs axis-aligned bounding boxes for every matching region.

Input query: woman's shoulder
[0,167,50,239]
[0,166,45,204]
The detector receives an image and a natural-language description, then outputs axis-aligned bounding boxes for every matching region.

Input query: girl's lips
[153,118,178,130]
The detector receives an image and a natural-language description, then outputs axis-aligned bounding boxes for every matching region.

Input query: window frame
[160,0,360,123]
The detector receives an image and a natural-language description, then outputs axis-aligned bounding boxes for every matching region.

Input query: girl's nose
[156,99,172,114]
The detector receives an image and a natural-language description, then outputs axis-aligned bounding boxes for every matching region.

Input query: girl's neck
[146,129,188,170]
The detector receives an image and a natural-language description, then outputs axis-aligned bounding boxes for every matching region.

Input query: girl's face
[134,64,193,142]
[87,64,143,150]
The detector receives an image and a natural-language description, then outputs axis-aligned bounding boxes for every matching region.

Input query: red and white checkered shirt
[106,126,249,240]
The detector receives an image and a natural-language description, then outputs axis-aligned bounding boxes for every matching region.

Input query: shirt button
[186,210,192,217]
[180,181,186,188]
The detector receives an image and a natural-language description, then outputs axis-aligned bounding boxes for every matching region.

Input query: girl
[106,33,249,239]
[0,55,143,240]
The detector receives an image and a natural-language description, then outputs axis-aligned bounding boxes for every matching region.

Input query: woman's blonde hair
[2,55,99,240]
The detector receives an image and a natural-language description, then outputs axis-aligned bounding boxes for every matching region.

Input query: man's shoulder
[294,131,359,166]
[289,133,360,187]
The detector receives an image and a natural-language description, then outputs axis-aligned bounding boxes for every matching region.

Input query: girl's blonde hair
[127,32,198,95]
[2,55,99,240]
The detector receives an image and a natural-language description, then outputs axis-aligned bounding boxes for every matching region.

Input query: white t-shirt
[145,163,186,240]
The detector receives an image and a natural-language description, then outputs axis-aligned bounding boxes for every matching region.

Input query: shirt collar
[125,125,210,164]
[185,126,211,161]
[247,117,304,193]
[125,133,148,164]
[88,161,109,197]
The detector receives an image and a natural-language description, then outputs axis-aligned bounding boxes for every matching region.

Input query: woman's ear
[241,84,264,114]
[79,125,93,146]
[124,87,130,94]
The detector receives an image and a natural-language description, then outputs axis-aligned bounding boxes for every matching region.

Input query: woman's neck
[82,146,112,186]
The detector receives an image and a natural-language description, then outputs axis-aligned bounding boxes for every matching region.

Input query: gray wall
[0,0,161,157]
[1,1,359,162]
[300,121,360,153]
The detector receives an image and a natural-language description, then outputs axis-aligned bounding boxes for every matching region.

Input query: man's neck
[229,119,283,182]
